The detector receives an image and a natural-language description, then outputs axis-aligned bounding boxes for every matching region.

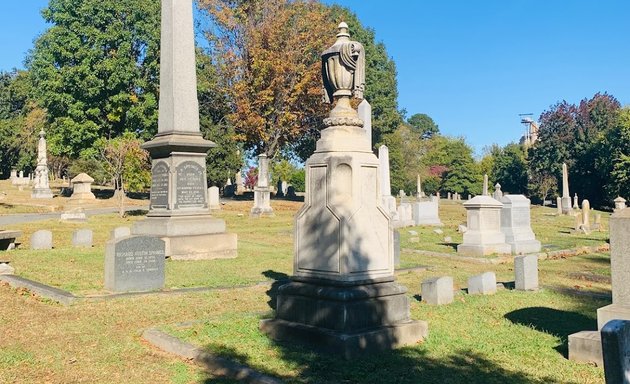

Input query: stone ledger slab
[104,236,165,292]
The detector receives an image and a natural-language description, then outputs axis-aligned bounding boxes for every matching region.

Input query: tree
[407,113,439,140]
[28,0,160,158]
[492,143,527,195]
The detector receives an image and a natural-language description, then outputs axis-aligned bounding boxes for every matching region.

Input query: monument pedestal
[457,195,511,256]
[31,188,53,199]
[561,196,573,215]
[251,187,273,217]
[261,278,428,359]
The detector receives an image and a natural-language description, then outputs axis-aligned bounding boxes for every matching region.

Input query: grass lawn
[0,195,612,383]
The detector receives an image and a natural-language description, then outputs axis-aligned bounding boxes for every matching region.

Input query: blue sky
[2,1,629,156]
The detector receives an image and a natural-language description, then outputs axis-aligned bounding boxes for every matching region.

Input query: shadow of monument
[439,242,458,251]
[198,341,567,384]
[125,209,149,217]
[262,269,291,310]
[504,306,596,357]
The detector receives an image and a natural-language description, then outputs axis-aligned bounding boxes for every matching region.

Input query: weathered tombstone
[447,192,451,200]
[394,202,414,228]
[31,130,54,199]
[514,254,538,290]
[260,23,427,358]
[379,145,397,215]
[458,196,511,256]
[31,230,53,250]
[235,169,245,195]
[72,229,93,248]
[411,199,442,226]
[614,196,627,213]
[594,214,602,231]
[581,199,591,232]
[421,276,454,305]
[556,196,562,215]
[70,173,96,200]
[500,195,541,254]
[468,272,497,295]
[131,0,237,260]
[601,320,630,384]
[569,208,630,365]
[251,154,274,217]
[9,169,17,180]
[111,226,131,239]
[393,229,400,267]
[574,212,583,231]
[60,207,87,222]
[104,236,165,292]
[286,186,297,199]
[275,180,285,198]
[561,163,573,215]
[573,193,579,210]
[208,186,220,210]
[493,183,503,201]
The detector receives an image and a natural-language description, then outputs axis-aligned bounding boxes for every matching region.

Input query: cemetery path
[0,206,148,226]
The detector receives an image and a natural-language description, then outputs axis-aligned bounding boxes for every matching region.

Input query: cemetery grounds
[0,181,610,383]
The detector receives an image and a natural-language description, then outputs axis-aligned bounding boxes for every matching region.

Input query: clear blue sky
[2,1,629,156]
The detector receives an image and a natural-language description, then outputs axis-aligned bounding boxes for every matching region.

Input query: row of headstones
[10,170,31,186]
[29,227,131,250]
[421,254,538,305]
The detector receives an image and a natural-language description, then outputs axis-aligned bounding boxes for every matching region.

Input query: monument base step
[510,240,542,255]
[568,330,602,366]
[597,304,630,330]
[31,188,53,199]
[456,243,512,257]
[260,318,427,360]
[165,232,238,260]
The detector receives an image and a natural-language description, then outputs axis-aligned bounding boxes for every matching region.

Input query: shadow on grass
[504,306,596,357]
[125,209,148,217]
[439,242,458,251]
[198,341,568,384]
[262,270,290,311]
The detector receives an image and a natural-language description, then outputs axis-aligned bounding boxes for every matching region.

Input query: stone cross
[358,99,372,148]
[482,174,489,196]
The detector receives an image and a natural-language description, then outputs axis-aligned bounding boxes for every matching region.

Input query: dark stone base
[261,279,428,359]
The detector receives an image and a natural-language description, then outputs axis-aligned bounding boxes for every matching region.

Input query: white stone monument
[379,145,397,215]
[482,174,489,196]
[260,23,427,358]
[500,195,541,254]
[457,195,511,256]
[573,193,579,210]
[561,163,573,215]
[70,173,96,200]
[31,130,53,199]
[493,183,503,201]
[208,186,220,210]
[250,154,274,217]
[358,99,372,147]
[614,196,626,213]
[131,0,237,260]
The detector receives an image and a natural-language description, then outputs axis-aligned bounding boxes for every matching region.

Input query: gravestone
[457,196,511,256]
[10,169,17,180]
[131,0,237,260]
[581,199,591,232]
[601,320,630,384]
[561,163,573,215]
[573,193,579,210]
[31,230,53,250]
[421,276,454,305]
[208,186,220,210]
[416,174,424,198]
[493,183,503,201]
[594,214,602,231]
[104,236,165,292]
[60,207,87,222]
[447,192,451,200]
[393,229,400,267]
[500,195,541,254]
[251,154,274,217]
[468,272,497,295]
[556,196,562,215]
[235,169,245,195]
[286,186,297,199]
[379,145,397,215]
[72,229,93,248]
[261,23,427,358]
[275,180,285,198]
[394,202,414,228]
[614,197,627,213]
[70,173,96,200]
[514,254,538,290]
[111,226,131,239]
[31,130,53,199]
[411,200,442,226]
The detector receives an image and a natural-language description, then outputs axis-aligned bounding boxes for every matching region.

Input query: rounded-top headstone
[111,226,131,239]
[31,230,53,250]
[72,229,93,248]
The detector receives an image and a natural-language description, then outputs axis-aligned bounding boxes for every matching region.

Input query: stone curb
[403,243,609,265]
[0,274,77,305]
[142,328,284,384]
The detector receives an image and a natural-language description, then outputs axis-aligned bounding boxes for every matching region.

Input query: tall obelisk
[561,162,572,215]
[132,0,237,260]
[31,130,53,199]
[261,23,427,358]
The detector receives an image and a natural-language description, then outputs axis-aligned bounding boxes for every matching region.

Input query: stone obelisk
[561,162,572,215]
[260,23,427,358]
[31,130,53,199]
[132,0,237,260]
[482,174,489,196]
[250,154,273,217]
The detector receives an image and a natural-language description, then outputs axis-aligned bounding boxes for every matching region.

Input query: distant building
[519,115,539,147]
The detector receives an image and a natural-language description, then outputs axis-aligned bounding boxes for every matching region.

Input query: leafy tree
[289,168,305,192]
[407,113,439,140]
[492,143,528,195]
[28,0,161,157]
[602,107,630,202]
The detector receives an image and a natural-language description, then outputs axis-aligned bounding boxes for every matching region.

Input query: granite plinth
[597,304,630,330]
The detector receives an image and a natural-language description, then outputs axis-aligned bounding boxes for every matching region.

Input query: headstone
[468,272,497,295]
[281,180,288,195]
[514,254,538,290]
[60,207,87,222]
[275,180,285,198]
[235,169,245,195]
[421,276,454,305]
[379,145,397,215]
[581,199,591,232]
[70,173,96,200]
[457,196,511,256]
[393,229,400,267]
[358,99,372,147]
[574,212,583,231]
[251,154,274,217]
[111,227,131,239]
[104,235,165,292]
[412,199,442,226]
[394,202,414,228]
[594,214,602,231]
[0,262,14,275]
[573,193,579,209]
[447,192,451,200]
[614,197,627,213]
[286,186,297,199]
[500,195,541,254]
[601,320,630,384]
[72,229,93,248]
[482,174,489,196]
[131,0,237,260]
[10,169,17,180]
[556,196,562,215]
[261,23,427,358]
[208,186,220,210]
[493,183,502,201]
[31,130,54,199]
[31,230,53,250]
[561,163,572,215]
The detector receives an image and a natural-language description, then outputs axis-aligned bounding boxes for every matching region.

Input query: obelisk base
[31,188,53,199]
[260,279,428,359]
[132,215,237,260]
